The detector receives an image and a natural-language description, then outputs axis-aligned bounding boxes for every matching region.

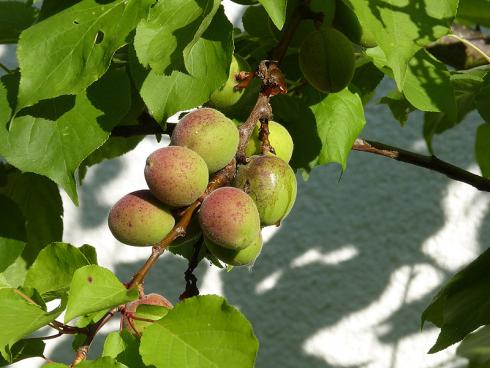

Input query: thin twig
[447,34,490,64]
[352,138,490,191]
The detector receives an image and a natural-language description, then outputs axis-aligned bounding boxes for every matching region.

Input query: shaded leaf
[476,123,490,178]
[103,330,145,367]
[0,2,37,44]
[140,295,258,368]
[457,325,490,367]
[0,339,45,366]
[64,265,138,323]
[379,90,416,126]
[422,247,490,353]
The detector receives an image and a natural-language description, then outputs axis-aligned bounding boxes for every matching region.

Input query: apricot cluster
[108,107,297,268]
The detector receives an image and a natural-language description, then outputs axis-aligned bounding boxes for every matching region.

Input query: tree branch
[352,138,490,192]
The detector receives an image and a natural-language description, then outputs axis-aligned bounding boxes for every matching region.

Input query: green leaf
[0,68,131,204]
[242,5,277,39]
[42,364,69,368]
[458,0,490,28]
[16,0,153,109]
[0,339,45,366]
[457,325,490,367]
[0,288,64,357]
[103,330,145,367]
[423,65,490,152]
[350,59,385,105]
[379,90,416,126]
[258,0,287,29]
[272,87,365,171]
[0,2,37,44]
[140,295,258,368]
[402,49,456,118]
[131,6,233,122]
[24,243,96,301]
[0,170,63,265]
[64,265,138,323]
[38,0,81,21]
[476,73,490,123]
[134,0,220,74]
[476,124,490,178]
[345,0,458,87]
[422,247,490,353]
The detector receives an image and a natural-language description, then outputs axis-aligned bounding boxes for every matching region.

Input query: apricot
[209,55,249,109]
[234,155,297,226]
[244,120,294,162]
[108,190,175,246]
[171,108,239,173]
[299,27,355,93]
[122,293,172,335]
[144,146,209,207]
[199,187,261,250]
[205,234,262,267]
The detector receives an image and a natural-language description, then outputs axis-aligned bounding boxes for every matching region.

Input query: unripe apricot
[205,234,262,267]
[299,27,355,93]
[171,108,239,173]
[122,293,172,335]
[244,120,294,162]
[235,156,297,226]
[199,187,261,250]
[144,146,209,207]
[108,190,175,246]
[209,55,249,109]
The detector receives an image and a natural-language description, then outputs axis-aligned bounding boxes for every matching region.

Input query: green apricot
[144,146,209,207]
[108,190,175,246]
[333,0,377,48]
[234,155,297,226]
[122,293,172,335]
[171,108,239,173]
[209,55,249,109]
[299,27,355,93]
[205,234,262,267]
[199,187,261,250]
[244,120,294,163]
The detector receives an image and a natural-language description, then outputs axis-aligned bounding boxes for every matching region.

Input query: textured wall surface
[3,2,490,367]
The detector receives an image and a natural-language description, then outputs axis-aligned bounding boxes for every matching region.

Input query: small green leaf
[0,288,64,357]
[458,0,490,28]
[0,2,37,44]
[102,332,126,359]
[64,265,138,323]
[42,364,68,368]
[476,123,490,178]
[476,73,490,122]
[402,49,456,119]
[350,59,385,105]
[134,0,220,74]
[76,356,127,368]
[0,338,45,365]
[24,243,96,301]
[132,7,233,122]
[258,0,287,29]
[0,68,131,204]
[16,0,153,109]
[422,247,490,353]
[140,295,258,368]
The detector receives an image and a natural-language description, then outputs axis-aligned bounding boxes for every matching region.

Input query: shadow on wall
[49,80,490,368]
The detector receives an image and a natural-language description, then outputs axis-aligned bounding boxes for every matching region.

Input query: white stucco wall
[3,2,490,367]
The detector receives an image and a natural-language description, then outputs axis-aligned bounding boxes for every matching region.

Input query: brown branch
[179,237,204,301]
[352,138,490,192]
[71,308,117,367]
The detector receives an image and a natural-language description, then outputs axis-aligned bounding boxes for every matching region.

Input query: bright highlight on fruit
[245,120,294,163]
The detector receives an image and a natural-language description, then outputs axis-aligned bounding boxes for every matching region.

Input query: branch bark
[352,138,490,192]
